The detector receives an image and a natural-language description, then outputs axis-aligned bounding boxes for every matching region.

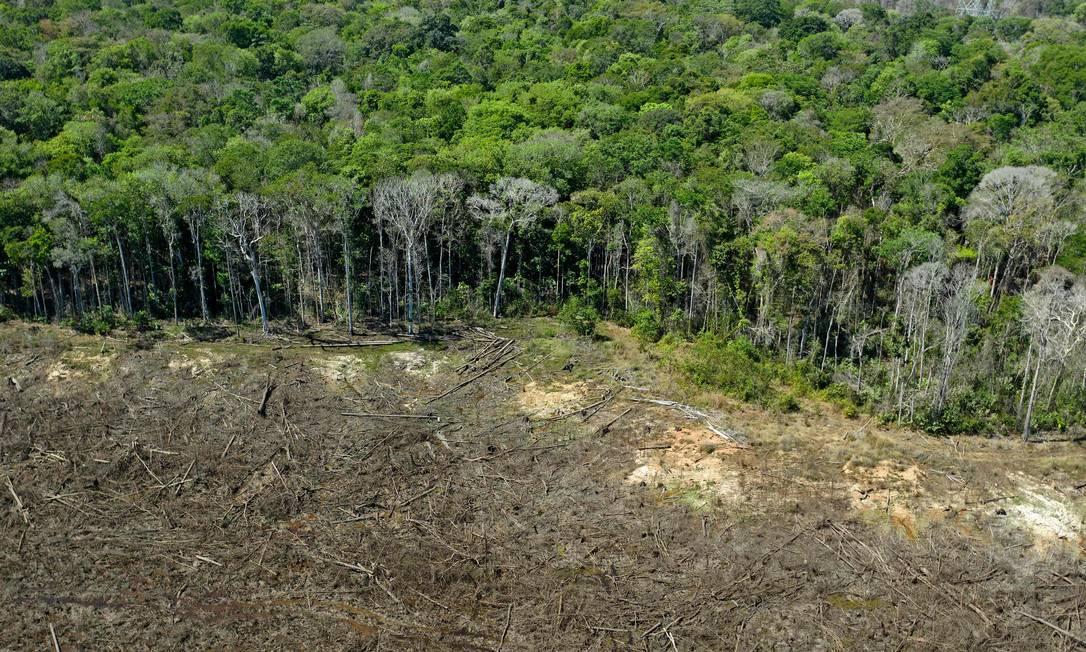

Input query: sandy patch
[47,351,114,382]
[387,350,440,378]
[168,353,222,378]
[1004,474,1084,549]
[518,381,592,418]
[317,355,371,384]
[844,460,926,538]
[625,425,743,502]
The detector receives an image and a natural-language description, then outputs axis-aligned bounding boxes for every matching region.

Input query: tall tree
[469,177,558,318]
[373,174,438,334]
[223,193,271,335]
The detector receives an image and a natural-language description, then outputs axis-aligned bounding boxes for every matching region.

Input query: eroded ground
[1,319,1084,650]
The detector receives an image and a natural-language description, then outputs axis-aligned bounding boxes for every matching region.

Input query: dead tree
[933,264,978,417]
[224,193,271,335]
[373,174,438,334]
[1020,267,1086,440]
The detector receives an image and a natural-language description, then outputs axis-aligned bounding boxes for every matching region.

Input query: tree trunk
[115,232,132,314]
[1022,356,1043,441]
[167,238,178,324]
[89,256,102,309]
[143,228,154,311]
[246,251,270,335]
[493,227,513,318]
[192,225,209,322]
[405,247,416,334]
[343,233,353,336]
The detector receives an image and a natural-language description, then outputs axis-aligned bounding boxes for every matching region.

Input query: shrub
[776,392,800,413]
[681,333,774,403]
[128,310,157,332]
[73,306,120,335]
[631,309,662,343]
[0,305,14,322]
[558,296,600,336]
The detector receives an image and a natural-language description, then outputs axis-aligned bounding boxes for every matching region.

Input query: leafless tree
[933,264,979,416]
[731,178,796,230]
[373,173,439,334]
[964,166,1072,294]
[326,177,357,335]
[758,90,796,119]
[893,262,948,419]
[223,193,270,335]
[432,173,465,303]
[1019,267,1086,440]
[667,202,701,320]
[469,177,558,318]
[741,139,780,176]
[834,8,863,29]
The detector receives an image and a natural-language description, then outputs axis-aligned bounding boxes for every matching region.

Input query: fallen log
[628,397,750,448]
[426,348,523,403]
[257,377,275,417]
[274,339,403,350]
[341,412,440,420]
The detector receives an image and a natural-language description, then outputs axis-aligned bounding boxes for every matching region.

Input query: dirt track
[1,320,1084,650]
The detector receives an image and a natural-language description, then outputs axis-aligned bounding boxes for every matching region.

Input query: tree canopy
[2,0,1086,437]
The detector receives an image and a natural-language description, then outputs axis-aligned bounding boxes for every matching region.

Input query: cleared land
[1,319,1084,650]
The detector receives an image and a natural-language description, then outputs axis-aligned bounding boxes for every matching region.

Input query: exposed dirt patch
[45,350,114,383]
[316,353,371,384]
[517,380,592,418]
[167,352,223,377]
[387,350,441,378]
[625,424,742,502]
[1004,474,1085,550]
[844,460,929,539]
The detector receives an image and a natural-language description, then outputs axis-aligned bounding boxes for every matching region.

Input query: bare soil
[1,319,1084,650]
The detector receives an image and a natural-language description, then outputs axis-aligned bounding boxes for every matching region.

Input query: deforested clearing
[2,319,1083,650]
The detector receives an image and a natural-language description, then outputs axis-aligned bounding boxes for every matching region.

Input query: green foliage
[681,333,774,403]
[72,306,121,335]
[128,310,157,333]
[1,0,1085,438]
[631,309,663,343]
[734,0,783,27]
[558,296,600,336]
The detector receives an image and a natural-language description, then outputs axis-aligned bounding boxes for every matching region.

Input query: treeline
[2,0,1086,437]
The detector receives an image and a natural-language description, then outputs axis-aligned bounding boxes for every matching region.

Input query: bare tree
[373,173,438,334]
[741,139,780,176]
[667,202,700,321]
[964,166,1072,294]
[469,177,558,318]
[1020,267,1086,440]
[327,177,357,335]
[730,178,796,231]
[223,193,270,335]
[933,264,979,416]
[893,262,948,419]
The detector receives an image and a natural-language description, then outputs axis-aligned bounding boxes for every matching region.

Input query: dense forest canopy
[2,0,1086,438]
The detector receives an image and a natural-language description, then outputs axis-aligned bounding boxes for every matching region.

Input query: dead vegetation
[1,318,1084,650]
